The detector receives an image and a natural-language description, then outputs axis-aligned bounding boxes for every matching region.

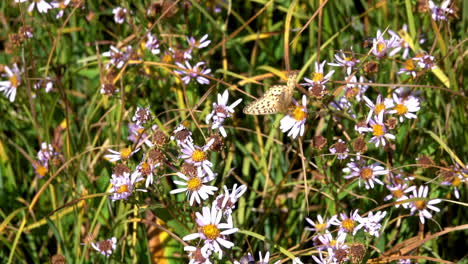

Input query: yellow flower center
[344,56,352,61]
[202,224,220,240]
[187,177,202,191]
[374,103,385,115]
[137,128,145,135]
[9,75,19,87]
[59,1,66,9]
[162,54,173,63]
[452,176,461,187]
[36,165,48,177]
[413,200,427,210]
[394,103,408,115]
[329,239,337,247]
[341,218,355,232]
[392,189,404,198]
[359,168,373,180]
[372,124,384,137]
[315,223,327,232]
[404,59,415,71]
[117,184,129,194]
[191,149,206,162]
[120,148,132,159]
[346,87,359,99]
[292,106,307,121]
[311,72,324,82]
[376,42,386,53]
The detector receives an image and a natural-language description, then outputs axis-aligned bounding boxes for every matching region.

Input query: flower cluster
[33,142,62,178]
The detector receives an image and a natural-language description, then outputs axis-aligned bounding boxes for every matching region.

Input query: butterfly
[243,71,298,115]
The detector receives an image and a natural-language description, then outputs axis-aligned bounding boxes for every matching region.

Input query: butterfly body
[243,72,298,115]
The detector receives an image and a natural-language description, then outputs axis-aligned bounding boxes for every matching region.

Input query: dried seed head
[181,162,197,178]
[207,134,224,152]
[349,243,366,263]
[151,130,168,147]
[364,61,379,74]
[313,135,327,149]
[50,254,66,264]
[147,149,166,165]
[112,163,130,176]
[353,137,368,154]
[417,155,434,168]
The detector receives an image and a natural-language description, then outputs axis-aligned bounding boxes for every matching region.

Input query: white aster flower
[213,184,247,216]
[371,30,401,58]
[102,45,133,69]
[112,7,127,24]
[109,171,145,200]
[91,237,117,257]
[414,54,436,70]
[429,0,454,21]
[170,172,218,205]
[384,183,416,208]
[183,206,238,259]
[104,147,140,162]
[363,94,394,123]
[312,249,333,264]
[175,61,212,85]
[187,34,211,49]
[355,211,387,237]
[171,124,193,145]
[27,0,53,13]
[329,139,349,160]
[179,140,215,179]
[343,160,387,189]
[51,0,70,18]
[329,210,362,235]
[397,58,418,78]
[205,90,242,137]
[145,33,160,55]
[184,246,212,264]
[408,185,442,224]
[136,160,158,188]
[344,75,368,102]
[132,106,153,126]
[0,64,22,102]
[328,50,360,75]
[363,112,395,147]
[303,60,335,86]
[388,93,420,122]
[280,95,308,139]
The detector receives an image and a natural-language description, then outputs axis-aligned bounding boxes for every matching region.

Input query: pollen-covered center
[341,218,355,232]
[120,148,132,159]
[359,168,373,180]
[140,162,151,175]
[395,103,408,115]
[36,165,48,177]
[452,176,461,187]
[392,189,404,198]
[404,59,416,71]
[187,177,202,191]
[374,103,385,114]
[117,184,129,194]
[311,72,324,82]
[9,75,19,87]
[372,124,385,137]
[202,224,220,240]
[162,53,173,63]
[315,223,327,232]
[376,42,386,53]
[292,106,307,121]
[191,149,206,162]
[413,200,427,210]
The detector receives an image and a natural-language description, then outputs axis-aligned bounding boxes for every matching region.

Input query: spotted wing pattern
[243,72,298,115]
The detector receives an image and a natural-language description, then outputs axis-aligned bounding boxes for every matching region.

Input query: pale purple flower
[407,185,442,224]
[371,30,401,58]
[183,206,238,259]
[328,50,360,75]
[170,172,218,205]
[187,34,211,49]
[112,7,127,24]
[387,93,420,122]
[343,160,387,189]
[429,0,454,21]
[303,60,335,86]
[213,184,247,216]
[175,61,211,85]
[145,33,160,55]
[0,64,22,102]
[355,211,387,237]
[205,90,242,137]
[91,237,117,257]
[179,140,215,179]
[109,171,146,200]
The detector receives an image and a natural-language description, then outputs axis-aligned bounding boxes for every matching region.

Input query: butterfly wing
[243,85,286,115]
[243,72,298,115]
